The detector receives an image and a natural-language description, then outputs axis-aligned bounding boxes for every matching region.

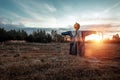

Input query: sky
[0,0,120,32]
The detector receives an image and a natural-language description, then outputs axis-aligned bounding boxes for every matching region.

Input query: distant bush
[26,30,52,43]
[0,28,54,43]
[0,27,67,43]
[7,30,28,40]
[0,28,8,42]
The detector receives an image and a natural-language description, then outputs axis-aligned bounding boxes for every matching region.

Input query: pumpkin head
[74,22,80,30]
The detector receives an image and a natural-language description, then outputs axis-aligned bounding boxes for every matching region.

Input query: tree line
[0,28,64,43]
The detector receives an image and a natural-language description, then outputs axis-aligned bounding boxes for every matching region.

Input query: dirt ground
[0,42,120,80]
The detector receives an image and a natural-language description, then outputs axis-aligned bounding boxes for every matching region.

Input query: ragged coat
[61,30,96,56]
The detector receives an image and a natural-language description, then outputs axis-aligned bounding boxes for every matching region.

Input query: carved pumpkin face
[74,23,80,30]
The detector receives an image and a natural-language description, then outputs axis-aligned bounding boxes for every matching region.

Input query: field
[0,42,120,80]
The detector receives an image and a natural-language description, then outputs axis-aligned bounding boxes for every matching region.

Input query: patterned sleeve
[61,31,73,37]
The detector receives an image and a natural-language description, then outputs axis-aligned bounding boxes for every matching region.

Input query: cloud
[44,3,56,12]
[0,0,120,29]
[0,7,21,19]
[103,1,120,14]
[92,1,120,19]
[0,17,9,24]
[11,0,58,27]
[13,0,57,19]
[0,7,23,25]
[82,24,120,32]
[77,18,120,32]
[79,1,120,20]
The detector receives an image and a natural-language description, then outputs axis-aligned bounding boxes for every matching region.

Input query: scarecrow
[61,23,96,56]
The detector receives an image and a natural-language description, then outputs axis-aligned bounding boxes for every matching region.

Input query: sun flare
[85,34,102,42]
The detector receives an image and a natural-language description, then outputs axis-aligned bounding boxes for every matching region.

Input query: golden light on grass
[85,32,104,57]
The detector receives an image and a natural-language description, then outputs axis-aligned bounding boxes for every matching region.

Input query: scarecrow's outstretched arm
[61,31,73,37]
[81,31,97,42]
[82,31,97,37]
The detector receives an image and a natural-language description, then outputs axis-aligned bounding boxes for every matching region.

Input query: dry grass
[0,42,120,80]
